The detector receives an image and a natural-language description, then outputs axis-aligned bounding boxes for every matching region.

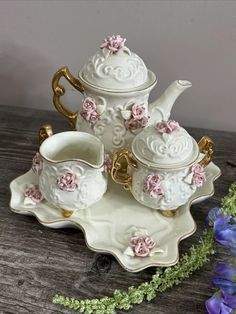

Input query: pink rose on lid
[155,120,180,134]
[57,172,78,192]
[80,97,100,124]
[191,163,206,187]
[130,235,156,257]
[100,35,126,53]
[124,103,149,131]
[143,174,163,198]
[24,186,44,203]
[32,152,43,174]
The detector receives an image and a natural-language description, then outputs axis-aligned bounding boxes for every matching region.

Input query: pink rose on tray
[104,153,112,174]
[56,172,78,192]
[80,97,100,124]
[24,185,44,203]
[32,152,43,174]
[155,120,180,134]
[130,235,156,257]
[125,103,149,131]
[100,35,126,53]
[143,174,163,198]
[191,163,206,187]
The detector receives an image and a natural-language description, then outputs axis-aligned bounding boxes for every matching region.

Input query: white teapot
[52,35,192,152]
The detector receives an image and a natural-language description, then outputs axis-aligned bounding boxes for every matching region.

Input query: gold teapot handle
[198,136,214,167]
[111,148,138,191]
[39,124,53,144]
[52,66,85,129]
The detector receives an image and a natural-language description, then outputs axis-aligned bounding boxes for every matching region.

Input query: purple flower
[214,215,236,256]
[212,264,236,294]
[155,120,180,134]
[206,291,236,314]
[206,207,224,226]
[100,35,126,53]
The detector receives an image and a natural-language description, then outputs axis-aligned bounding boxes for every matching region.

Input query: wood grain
[0,105,236,314]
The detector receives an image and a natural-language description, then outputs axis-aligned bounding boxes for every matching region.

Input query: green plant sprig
[53,182,236,314]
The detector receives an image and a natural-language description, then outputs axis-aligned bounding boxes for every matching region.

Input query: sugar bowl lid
[131,120,199,169]
[78,35,156,91]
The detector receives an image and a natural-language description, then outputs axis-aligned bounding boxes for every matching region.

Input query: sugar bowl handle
[39,124,53,144]
[198,136,214,167]
[111,148,138,191]
[52,66,85,129]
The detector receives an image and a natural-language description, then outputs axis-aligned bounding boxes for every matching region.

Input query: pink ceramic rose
[155,120,180,134]
[130,235,156,257]
[144,236,156,249]
[80,97,100,124]
[24,186,44,203]
[104,153,112,174]
[131,104,146,120]
[82,97,96,112]
[32,152,43,174]
[125,104,149,131]
[57,172,78,192]
[100,35,126,53]
[143,174,163,198]
[191,163,206,187]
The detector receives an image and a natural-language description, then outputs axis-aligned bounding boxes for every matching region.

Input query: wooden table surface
[0,105,235,314]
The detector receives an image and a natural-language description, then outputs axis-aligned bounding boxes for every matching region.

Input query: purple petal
[223,291,236,309]
[206,207,223,225]
[215,264,236,281]
[212,277,236,294]
[215,228,236,246]
[219,302,234,314]
[205,292,222,314]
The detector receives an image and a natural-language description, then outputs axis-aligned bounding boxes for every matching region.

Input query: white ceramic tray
[9,162,221,272]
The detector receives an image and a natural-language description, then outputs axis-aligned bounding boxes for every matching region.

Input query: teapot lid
[78,35,156,91]
[131,120,199,169]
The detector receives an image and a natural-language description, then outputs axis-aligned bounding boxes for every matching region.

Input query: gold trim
[198,136,215,167]
[39,124,53,144]
[61,208,74,218]
[52,66,85,129]
[111,148,138,191]
[160,210,176,217]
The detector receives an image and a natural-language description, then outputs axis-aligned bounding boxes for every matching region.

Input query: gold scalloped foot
[160,210,176,217]
[61,208,74,218]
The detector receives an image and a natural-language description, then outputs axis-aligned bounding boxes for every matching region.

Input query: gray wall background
[0,0,235,132]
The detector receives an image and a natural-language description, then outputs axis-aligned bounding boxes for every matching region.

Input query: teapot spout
[148,80,192,125]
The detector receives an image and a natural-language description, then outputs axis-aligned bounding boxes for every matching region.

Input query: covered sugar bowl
[111,120,214,217]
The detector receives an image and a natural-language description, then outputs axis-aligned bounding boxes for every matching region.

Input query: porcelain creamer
[31,125,107,217]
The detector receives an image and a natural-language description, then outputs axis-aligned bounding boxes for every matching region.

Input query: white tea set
[10,35,221,271]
